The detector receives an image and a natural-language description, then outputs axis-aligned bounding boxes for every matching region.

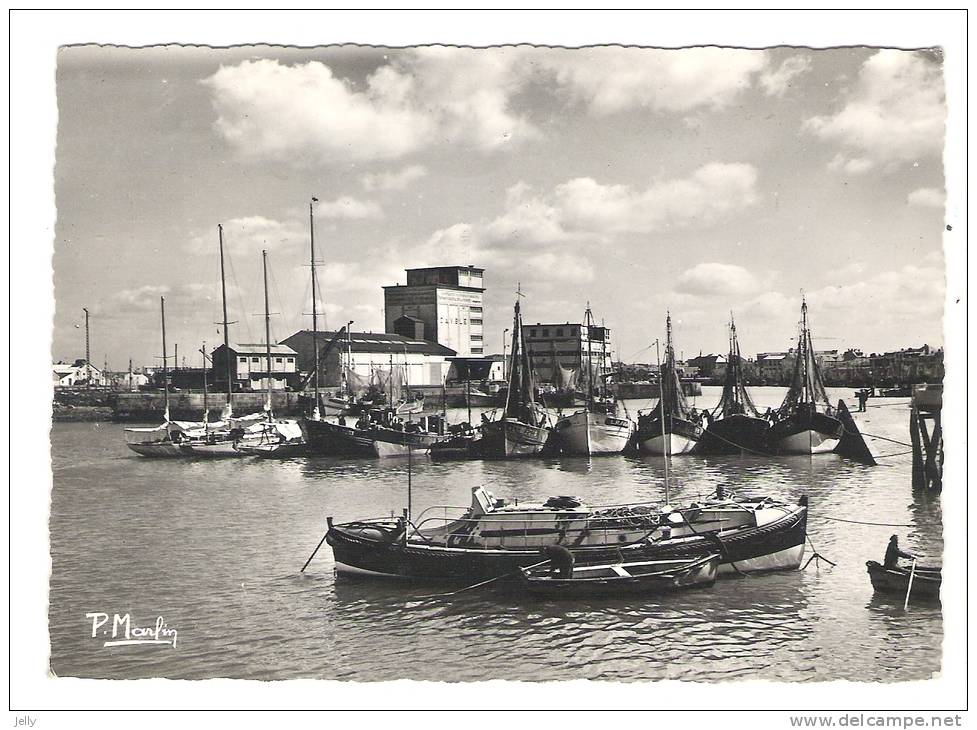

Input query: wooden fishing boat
[765,299,844,455]
[325,485,808,580]
[480,296,552,457]
[553,306,635,455]
[303,412,448,458]
[866,560,941,599]
[698,318,771,454]
[637,313,702,455]
[519,553,720,598]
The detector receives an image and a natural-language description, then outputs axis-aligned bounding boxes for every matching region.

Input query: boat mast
[800,297,810,405]
[200,341,208,430]
[502,300,521,417]
[600,316,607,400]
[263,249,273,419]
[160,297,169,422]
[310,198,320,418]
[218,224,233,418]
[656,337,670,503]
[585,304,595,409]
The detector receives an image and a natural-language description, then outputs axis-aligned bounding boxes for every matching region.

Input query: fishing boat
[537,342,583,409]
[479,296,552,457]
[697,317,771,455]
[553,306,634,455]
[636,313,703,455]
[866,560,941,600]
[304,411,448,458]
[324,484,808,580]
[765,299,844,454]
[125,297,207,457]
[519,553,720,598]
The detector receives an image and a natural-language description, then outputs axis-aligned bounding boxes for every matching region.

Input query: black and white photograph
[8,8,968,723]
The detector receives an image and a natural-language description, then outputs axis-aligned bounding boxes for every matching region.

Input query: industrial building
[210,343,301,392]
[383,266,485,357]
[281,330,457,388]
[524,322,612,385]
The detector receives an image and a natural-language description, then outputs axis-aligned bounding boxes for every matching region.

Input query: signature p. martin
[86,612,178,648]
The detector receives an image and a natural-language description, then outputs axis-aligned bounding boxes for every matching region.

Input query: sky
[52,44,947,369]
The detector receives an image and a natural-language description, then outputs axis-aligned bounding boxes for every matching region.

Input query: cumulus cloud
[907,187,945,208]
[758,55,812,96]
[204,48,785,165]
[539,47,767,114]
[676,263,759,297]
[361,165,428,191]
[805,50,945,171]
[316,196,383,219]
[112,285,171,311]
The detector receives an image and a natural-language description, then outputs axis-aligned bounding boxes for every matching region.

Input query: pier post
[910,384,942,492]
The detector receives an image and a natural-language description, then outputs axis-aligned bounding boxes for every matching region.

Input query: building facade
[383,266,485,357]
[210,343,300,391]
[524,322,612,385]
[281,330,457,389]
[52,360,105,387]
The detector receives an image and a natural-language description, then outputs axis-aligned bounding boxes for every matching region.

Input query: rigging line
[845,429,913,448]
[872,449,915,459]
[810,515,916,527]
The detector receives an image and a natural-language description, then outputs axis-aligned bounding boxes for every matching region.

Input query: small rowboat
[866,560,941,600]
[519,553,720,598]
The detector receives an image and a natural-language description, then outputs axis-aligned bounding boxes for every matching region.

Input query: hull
[126,441,183,457]
[636,414,702,455]
[698,414,771,455]
[327,504,807,581]
[178,438,243,457]
[303,418,442,457]
[866,561,941,599]
[553,410,634,455]
[520,555,719,598]
[766,410,843,455]
[479,418,551,458]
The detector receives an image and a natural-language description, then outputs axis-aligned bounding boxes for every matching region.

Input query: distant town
[54,264,943,399]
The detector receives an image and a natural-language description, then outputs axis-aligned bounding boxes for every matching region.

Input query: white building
[524,322,612,384]
[383,266,485,357]
[211,343,299,391]
[52,360,104,387]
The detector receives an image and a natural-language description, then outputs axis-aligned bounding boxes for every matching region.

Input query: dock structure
[910,383,943,492]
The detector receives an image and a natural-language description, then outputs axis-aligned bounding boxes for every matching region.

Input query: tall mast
[263,249,273,419]
[83,307,91,388]
[160,297,169,422]
[585,304,594,408]
[218,224,233,417]
[800,297,809,404]
[200,341,209,430]
[600,317,607,399]
[656,337,669,504]
[502,300,521,416]
[310,198,320,415]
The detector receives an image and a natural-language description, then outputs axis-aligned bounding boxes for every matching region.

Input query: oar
[301,530,330,573]
[903,558,917,611]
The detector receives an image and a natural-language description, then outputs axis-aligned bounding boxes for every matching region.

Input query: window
[252,357,260,363]
[287,357,294,363]
[471,347,483,354]
[276,357,283,364]
[471,318,483,326]
[530,329,537,337]
[556,328,564,337]
[239,357,247,364]
[470,306,483,313]
[542,329,549,337]
[471,334,483,341]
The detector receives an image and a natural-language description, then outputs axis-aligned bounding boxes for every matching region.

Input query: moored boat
[765,299,843,455]
[303,411,448,458]
[866,560,941,600]
[324,485,808,580]
[637,313,702,455]
[698,317,771,454]
[519,553,720,598]
[479,296,552,458]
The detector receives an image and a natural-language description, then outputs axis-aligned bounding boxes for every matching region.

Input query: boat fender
[544,496,582,510]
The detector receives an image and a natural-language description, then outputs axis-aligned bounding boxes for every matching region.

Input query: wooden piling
[910,384,942,492]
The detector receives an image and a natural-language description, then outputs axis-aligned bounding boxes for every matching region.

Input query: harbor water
[49,387,943,682]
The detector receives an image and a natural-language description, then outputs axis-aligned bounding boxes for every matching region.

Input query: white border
[7,7,969,722]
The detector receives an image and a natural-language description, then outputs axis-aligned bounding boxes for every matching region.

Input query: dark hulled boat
[636,313,702,455]
[765,299,844,455]
[324,485,808,581]
[866,561,941,600]
[698,318,771,454]
[479,297,552,457]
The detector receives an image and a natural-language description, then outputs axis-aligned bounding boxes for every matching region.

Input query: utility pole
[82,307,91,388]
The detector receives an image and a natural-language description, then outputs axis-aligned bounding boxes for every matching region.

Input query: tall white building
[383,266,485,356]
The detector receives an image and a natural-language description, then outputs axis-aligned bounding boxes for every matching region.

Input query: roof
[218,343,298,356]
[395,314,425,324]
[282,330,457,357]
[405,265,484,274]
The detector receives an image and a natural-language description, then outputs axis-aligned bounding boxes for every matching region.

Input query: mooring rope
[810,515,916,527]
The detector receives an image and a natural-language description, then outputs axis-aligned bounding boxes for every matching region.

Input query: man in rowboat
[540,544,575,579]
[884,535,916,569]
